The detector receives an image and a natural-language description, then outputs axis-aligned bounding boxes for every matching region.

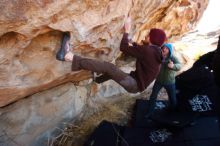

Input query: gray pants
[72,55,139,93]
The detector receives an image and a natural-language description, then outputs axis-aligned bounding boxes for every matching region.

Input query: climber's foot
[56,32,71,61]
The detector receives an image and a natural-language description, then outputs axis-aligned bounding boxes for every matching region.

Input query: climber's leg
[56,32,139,93]
[71,55,139,93]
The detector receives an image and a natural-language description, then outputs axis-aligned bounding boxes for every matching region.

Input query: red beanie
[149,28,166,46]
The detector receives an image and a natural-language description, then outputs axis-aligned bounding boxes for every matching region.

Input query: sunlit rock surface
[0,0,208,145]
[0,0,208,107]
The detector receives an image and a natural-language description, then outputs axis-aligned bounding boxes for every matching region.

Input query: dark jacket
[120,33,162,92]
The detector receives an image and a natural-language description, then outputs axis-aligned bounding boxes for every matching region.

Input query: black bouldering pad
[176,65,220,117]
[150,110,198,128]
[84,120,124,146]
[121,117,220,146]
[132,99,169,128]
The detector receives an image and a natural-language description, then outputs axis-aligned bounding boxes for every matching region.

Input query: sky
[196,0,220,33]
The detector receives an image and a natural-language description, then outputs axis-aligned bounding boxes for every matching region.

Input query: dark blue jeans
[149,81,177,110]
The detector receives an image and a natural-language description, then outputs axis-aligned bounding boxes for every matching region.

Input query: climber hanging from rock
[55,17,167,93]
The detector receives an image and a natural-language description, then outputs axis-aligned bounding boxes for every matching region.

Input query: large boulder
[0,0,208,107]
[0,0,209,145]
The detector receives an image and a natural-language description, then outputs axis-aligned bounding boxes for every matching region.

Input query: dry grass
[48,89,167,146]
[49,94,140,146]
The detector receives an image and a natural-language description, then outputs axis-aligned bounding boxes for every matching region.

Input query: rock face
[0,81,128,146]
[0,0,208,145]
[0,0,208,107]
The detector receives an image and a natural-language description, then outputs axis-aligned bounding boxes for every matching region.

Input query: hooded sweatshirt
[156,43,181,84]
[120,33,163,92]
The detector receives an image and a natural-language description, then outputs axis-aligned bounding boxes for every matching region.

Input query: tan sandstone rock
[0,0,209,145]
[0,0,208,107]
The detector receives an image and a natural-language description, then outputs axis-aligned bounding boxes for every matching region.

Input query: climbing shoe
[56,32,70,61]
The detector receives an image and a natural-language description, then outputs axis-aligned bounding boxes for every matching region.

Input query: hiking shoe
[56,32,70,61]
